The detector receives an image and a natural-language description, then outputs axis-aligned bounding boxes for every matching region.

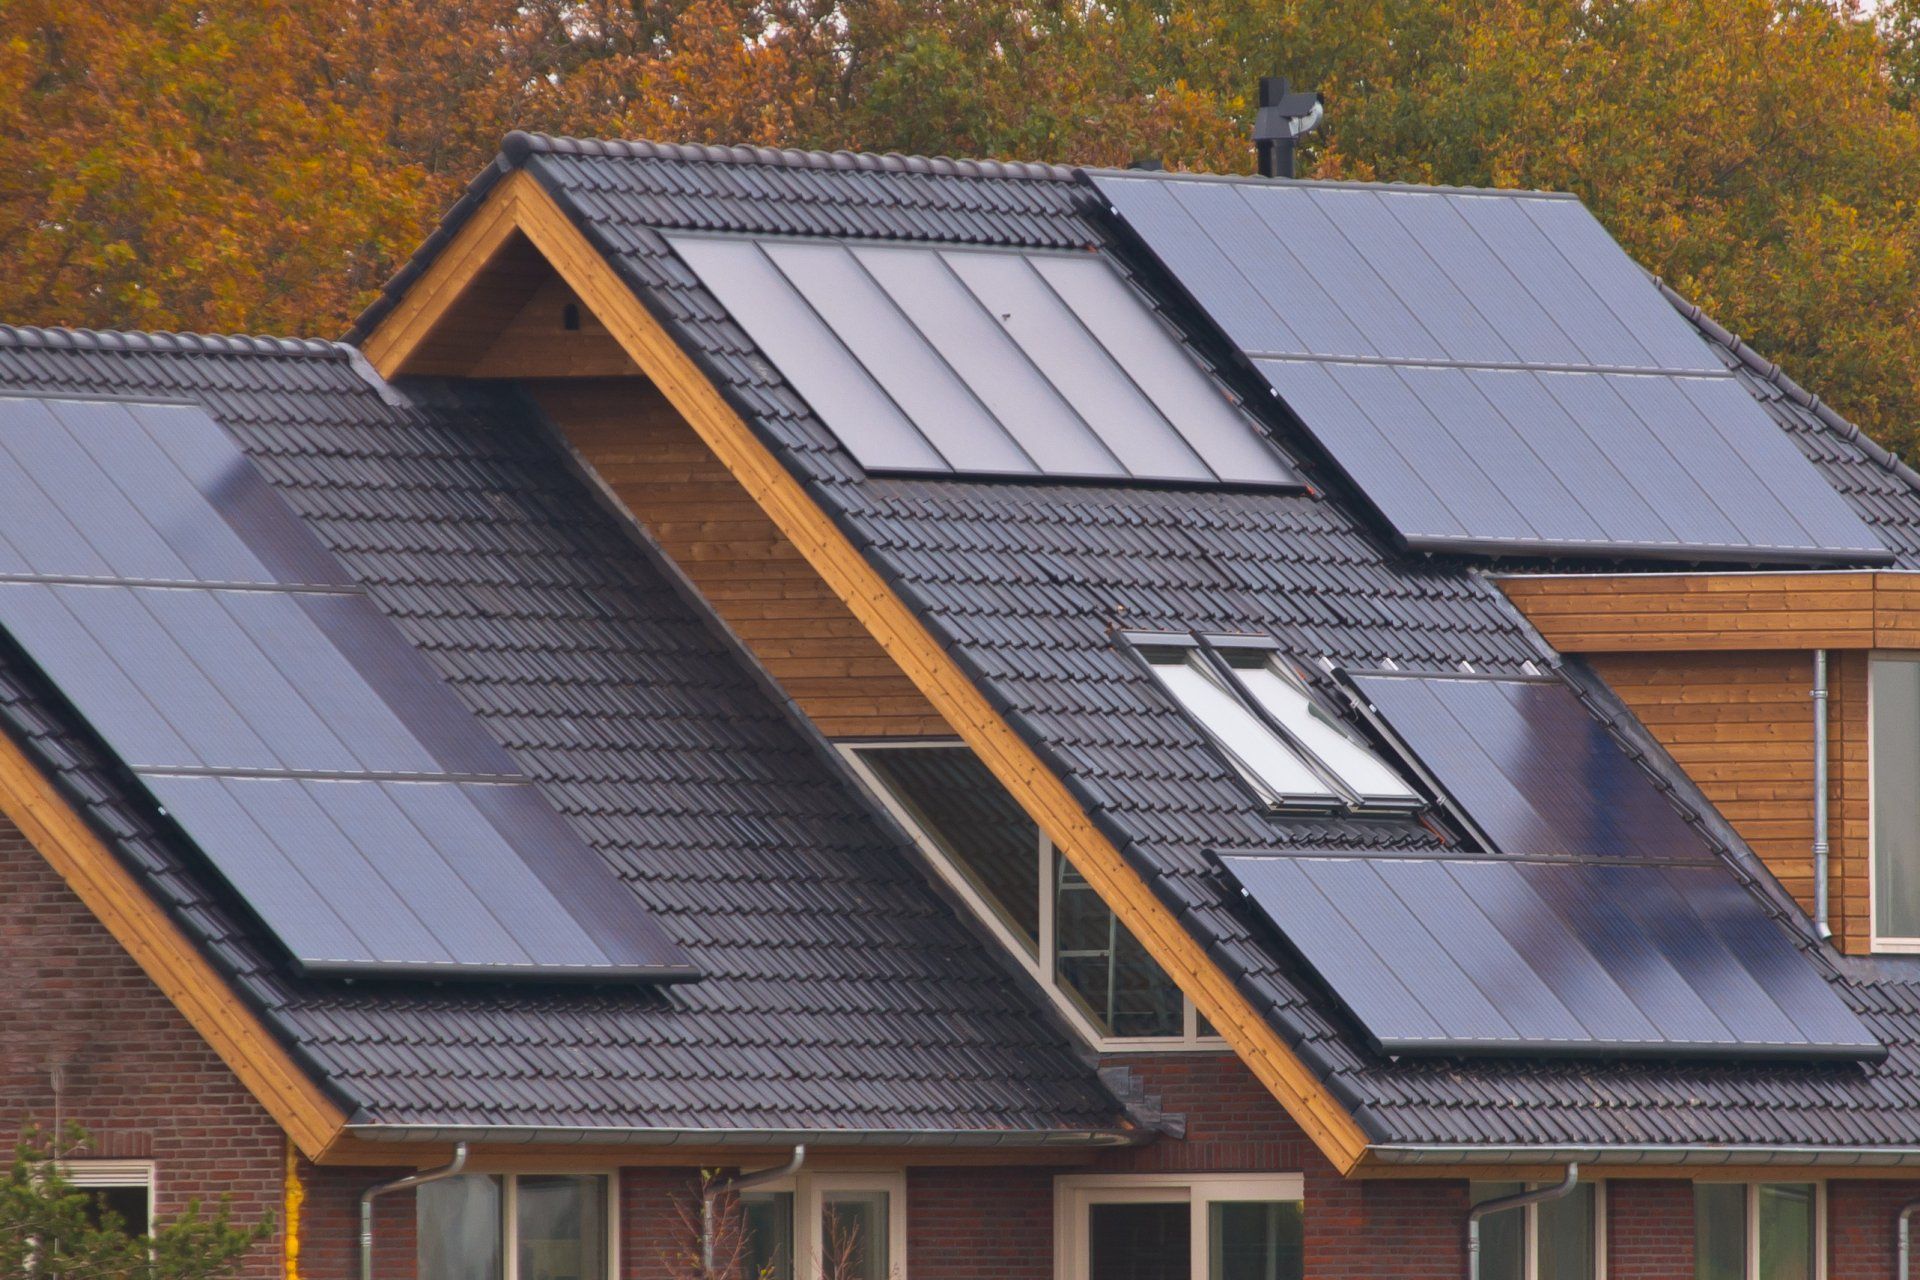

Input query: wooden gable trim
[1497,571,1920,652]
[356,169,1376,1175]
[0,731,347,1159]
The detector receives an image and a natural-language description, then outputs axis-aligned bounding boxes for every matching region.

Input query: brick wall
[1606,1180,1693,1280]
[0,815,285,1277]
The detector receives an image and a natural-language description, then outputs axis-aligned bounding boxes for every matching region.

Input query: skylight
[1219,650,1423,810]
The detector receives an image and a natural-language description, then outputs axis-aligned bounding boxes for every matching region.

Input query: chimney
[1254,76,1324,178]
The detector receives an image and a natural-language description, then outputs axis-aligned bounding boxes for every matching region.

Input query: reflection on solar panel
[1094,173,1887,563]
[1220,852,1881,1060]
[0,395,695,982]
[1348,671,1699,859]
[666,234,1301,488]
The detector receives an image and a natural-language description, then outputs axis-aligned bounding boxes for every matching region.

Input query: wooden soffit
[1498,571,1920,652]
[353,168,1377,1175]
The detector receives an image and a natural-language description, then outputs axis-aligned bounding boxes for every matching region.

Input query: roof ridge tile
[500,129,1077,182]
[0,323,343,360]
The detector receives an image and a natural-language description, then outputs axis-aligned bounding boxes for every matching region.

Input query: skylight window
[1138,640,1422,813]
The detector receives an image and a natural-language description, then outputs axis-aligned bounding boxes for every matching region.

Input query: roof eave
[339,1123,1147,1150]
[1369,1143,1920,1170]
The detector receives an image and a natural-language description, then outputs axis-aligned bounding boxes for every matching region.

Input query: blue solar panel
[0,395,695,982]
[667,233,1302,488]
[1095,172,1888,564]
[1221,852,1881,1060]
[1348,671,1701,859]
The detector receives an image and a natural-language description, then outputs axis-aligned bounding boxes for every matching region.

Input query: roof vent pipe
[359,1142,468,1280]
[1467,1163,1578,1280]
[1900,1196,1920,1279]
[702,1145,805,1275]
[1254,76,1324,178]
[1813,650,1833,938]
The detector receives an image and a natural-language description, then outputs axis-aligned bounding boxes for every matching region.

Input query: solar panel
[1348,671,1701,859]
[0,395,695,982]
[666,233,1302,488]
[1220,852,1881,1060]
[1095,172,1887,563]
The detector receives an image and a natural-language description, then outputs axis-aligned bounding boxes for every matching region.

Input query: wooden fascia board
[316,1137,1111,1170]
[1348,1155,1920,1181]
[0,730,347,1158]
[355,170,1376,1174]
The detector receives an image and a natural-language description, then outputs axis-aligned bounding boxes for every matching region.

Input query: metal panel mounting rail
[1093,171,1888,564]
[0,394,696,983]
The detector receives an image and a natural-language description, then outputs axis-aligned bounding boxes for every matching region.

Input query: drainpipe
[359,1142,467,1280]
[1814,650,1832,939]
[1467,1163,1578,1280]
[702,1145,805,1276]
[1901,1197,1920,1280]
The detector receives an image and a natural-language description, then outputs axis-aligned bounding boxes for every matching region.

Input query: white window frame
[421,1169,620,1280]
[1694,1180,1827,1280]
[745,1170,908,1280]
[1869,654,1920,951]
[1053,1172,1305,1280]
[841,740,1225,1052]
[57,1159,154,1234]
[1469,1179,1607,1280]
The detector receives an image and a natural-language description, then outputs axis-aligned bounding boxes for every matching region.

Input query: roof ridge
[0,323,344,359]
[1658,279,1920,500]
[500,129,1077,182]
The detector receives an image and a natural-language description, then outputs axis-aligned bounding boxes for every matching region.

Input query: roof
[0,322,1129,1140]
[457,132,1920,1150]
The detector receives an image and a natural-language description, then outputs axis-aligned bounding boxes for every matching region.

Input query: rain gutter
[338,1124,1143,1150]
[1372,1144,1920,1169]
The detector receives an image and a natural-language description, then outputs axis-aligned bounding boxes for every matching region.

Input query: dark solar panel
[0,395,695,982]
[1220,852,1881,1060]
[666,233,1302,488]
[1347,671,1701,859]
[1095,173,1887,563]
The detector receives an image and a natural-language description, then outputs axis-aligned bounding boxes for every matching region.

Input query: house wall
[529,378,951,740]
[0,813,286,1277]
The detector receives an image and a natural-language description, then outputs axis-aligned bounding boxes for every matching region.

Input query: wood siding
[1588,650,1871,952]
[1500,573,1880,650]
[530,379,951,739]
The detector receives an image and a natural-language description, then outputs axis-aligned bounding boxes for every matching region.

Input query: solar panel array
[0,395,695,982]
[1222,852,1879,1060]
[1348,671,1700,858]
[666,234,1301,488]
[1095,173,1888,563]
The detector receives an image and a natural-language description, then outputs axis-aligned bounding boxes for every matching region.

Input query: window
[59,1160,153,1238]
[1137,640,1419,813]
[738,1172,905,1280]
[1055,1175,1304,1280]
[1470,1181,1602,1280]
[419,1173,613,1280]
[846,743,1213,1047]
[1693,1182,1821,1280]
[1873,656,1920,945]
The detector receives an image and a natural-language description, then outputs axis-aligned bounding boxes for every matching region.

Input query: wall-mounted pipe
[1900,1196,1920,1280]
[359,1142,467,1280]
[1466,1163,1578,1280]
[1814,650,1832,938]
[701,1145,805,1276]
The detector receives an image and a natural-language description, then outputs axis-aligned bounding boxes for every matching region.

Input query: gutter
[338,1124,1143,1150]
[1813,650,1833,938]
[1372,1144,1920,1169]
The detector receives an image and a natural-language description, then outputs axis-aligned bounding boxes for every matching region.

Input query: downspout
[359,1142,467,1280]
[1467,1163,1578,1280]
[1900,1197,1920,1280]
[702,1145,805,1276]
[1814,650,1832,938]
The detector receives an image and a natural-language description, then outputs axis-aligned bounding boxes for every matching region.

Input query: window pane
[80,1186,150,1236]
[821,1189,889,1280]
[516,1175,606,1280]
[1228,660,1419,806]
[740,1191,794,1280]
[858,746,1040,950]
[1757,1184,1816,1280]
[1874,658,1920,937]
[1470,1183,1526,1280]
[1147,655,1338,804]
[419,1175,502,1280]
[1055,850,1184,1037]
[1537,1183,1595,1280]
[1090,1200,1189,1280]
[1694,1183,1747,1280]
[1209,1200,1303,1280]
